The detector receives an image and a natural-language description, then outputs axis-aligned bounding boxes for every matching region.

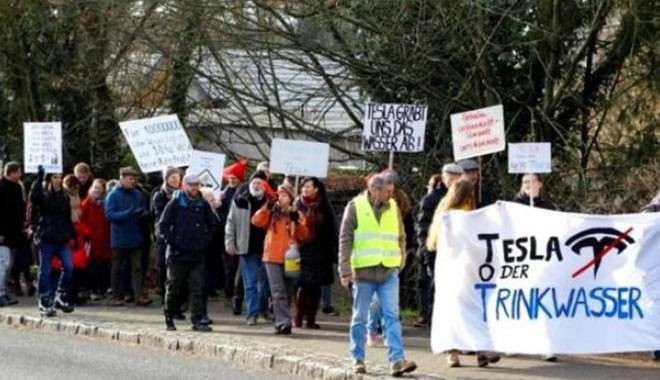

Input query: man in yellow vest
[338,174,417,377]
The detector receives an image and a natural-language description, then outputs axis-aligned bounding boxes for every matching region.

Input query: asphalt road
[0,325,294,380]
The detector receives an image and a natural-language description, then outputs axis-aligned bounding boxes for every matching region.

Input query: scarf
[300,194,322,231]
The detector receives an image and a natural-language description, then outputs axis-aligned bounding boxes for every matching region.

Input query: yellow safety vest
[351,195,401,269]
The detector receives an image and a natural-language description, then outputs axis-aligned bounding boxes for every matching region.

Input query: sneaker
[109,297,125,307]
[165,316,176,331]
[135,295,153,306]
[447,351,460,367]
[198,316,213,326]
[54,293,74,313]
[192,323,212,332]
[246,316,257,326]
[367,333,380,347]
[0,295,19,307]
[353,360,366,374]
[390,359,417,377]
[275,325,292,335]
[38,298,56,317]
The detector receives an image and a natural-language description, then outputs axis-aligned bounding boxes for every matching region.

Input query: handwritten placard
[23,122,63,174]
[119,115,193,173]
[450,104,505,160]
[270,139,329,178]
[508,143,552,173]
[188,150,226,190]
[362,103,427,152]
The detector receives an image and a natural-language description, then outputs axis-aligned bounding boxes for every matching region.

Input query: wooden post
[478,156,483,204]
[388,151,394,170]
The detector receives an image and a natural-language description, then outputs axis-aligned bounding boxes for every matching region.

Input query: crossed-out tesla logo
[566,227,635,279]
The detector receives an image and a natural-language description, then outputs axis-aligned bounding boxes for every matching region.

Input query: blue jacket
[158,190,218,261]
[105,186,147,249]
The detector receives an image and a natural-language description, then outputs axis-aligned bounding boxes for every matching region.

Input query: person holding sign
[153,166,182,303]
[338,174,417,377]
[512,174,555,210]
[458,159,496,208]
[252,184,309,335]
[29,166,76,316]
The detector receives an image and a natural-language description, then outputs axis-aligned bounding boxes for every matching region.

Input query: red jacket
[80,197,112,261]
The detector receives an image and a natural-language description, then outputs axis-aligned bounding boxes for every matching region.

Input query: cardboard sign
[270,138,329,178]
[450,104,505,160]
[23,122,63,174]
[508,143,552,173]
[119,115,193,173]
[362,103,427,152]
[188,150,226,190]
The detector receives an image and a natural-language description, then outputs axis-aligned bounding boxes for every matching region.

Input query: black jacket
[0,178,26,248]
[159,191,218,261]
[29,180,75,245]
[416,185,447,254]
[295,197,338,285]
[512,192,556,210]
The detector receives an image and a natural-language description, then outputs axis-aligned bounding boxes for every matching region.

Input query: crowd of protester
[0,158,658,377]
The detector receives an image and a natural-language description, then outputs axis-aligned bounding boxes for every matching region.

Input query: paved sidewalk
[0,295,658,380]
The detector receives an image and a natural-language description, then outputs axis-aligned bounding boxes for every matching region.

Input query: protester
[427,178,500,368]
[105,167,152,307]
[338,174,417,377]
[153,166,182,302]
[0,162,26,306]
[29,166,76,316]
[159,174,217,332]
[294,177,338,329]
[221,160,247,313]
[641,191,660,362]
[426,174,442,195]
[80,178,112,300]
[74,162,94,199]
[199,187,223,325]
[414,163,463,327]
[62,174,90,305]
[225,174,269,325]
[252,184,309,335]
[457,159,496,208]
[512,173,555,210]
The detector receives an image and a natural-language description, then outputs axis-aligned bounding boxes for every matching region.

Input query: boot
[54,292,75,313]
[39,297,56,317]
[293,289,304,328]
[165,315,177,331]
[231,296,242,315]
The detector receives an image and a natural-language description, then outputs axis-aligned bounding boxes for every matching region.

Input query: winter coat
[512,192,556,210]
[251,204,309,264]
[159,191,218,261]
[295,196,338,285]
[415,185,447,255]
[224,189,267,256]
[152,184,178,238]
[219,186,238,222]
[0,178,26,248]
[29,180,75,245]
[105,186,147,249]
[80,196,112,261]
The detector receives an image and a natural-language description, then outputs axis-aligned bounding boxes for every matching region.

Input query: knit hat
[442,163,464,175]
[163,166,181,181]
[250,170,268,182]
[223,159,248,182]
[277,184,295,202]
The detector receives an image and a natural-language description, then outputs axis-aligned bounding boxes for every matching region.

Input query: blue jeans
[350,269,404,363]
[240,254,269,318]
[38,243,73,299]
[367,294,382,335]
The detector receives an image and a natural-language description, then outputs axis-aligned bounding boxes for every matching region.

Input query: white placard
[431,202,660,355]
[508,143,552,173]
[362,103,427,152]
[119,115,193,173]
[450,104,506,160]
[270,139,329,178]
[23,122,63,174]
[188,150,226,190]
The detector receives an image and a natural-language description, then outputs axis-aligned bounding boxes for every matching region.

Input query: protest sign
[362,103,427,152]
[119,115,193,173]
[431,202,660,354]
[188,150,226,190]
[450,104,505,161]
[270,138,329,178]
[508,143,552,173]
[23,122,63,174]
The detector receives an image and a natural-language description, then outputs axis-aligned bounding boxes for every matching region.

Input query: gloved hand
[37,165,46,181]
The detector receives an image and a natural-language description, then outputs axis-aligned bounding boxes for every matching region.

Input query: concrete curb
[0,312,446,380]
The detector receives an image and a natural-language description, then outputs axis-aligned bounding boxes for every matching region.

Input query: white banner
[119,115,193,173]
[270,138,329,178]
[362,103,427,152]
[188,150,226,190]
[23,122,63,174]
[508,143,552,173]
[450,104,505,160]
[431,202,660,355]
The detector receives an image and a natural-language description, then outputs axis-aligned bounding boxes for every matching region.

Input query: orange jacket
[251,204,310,264]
